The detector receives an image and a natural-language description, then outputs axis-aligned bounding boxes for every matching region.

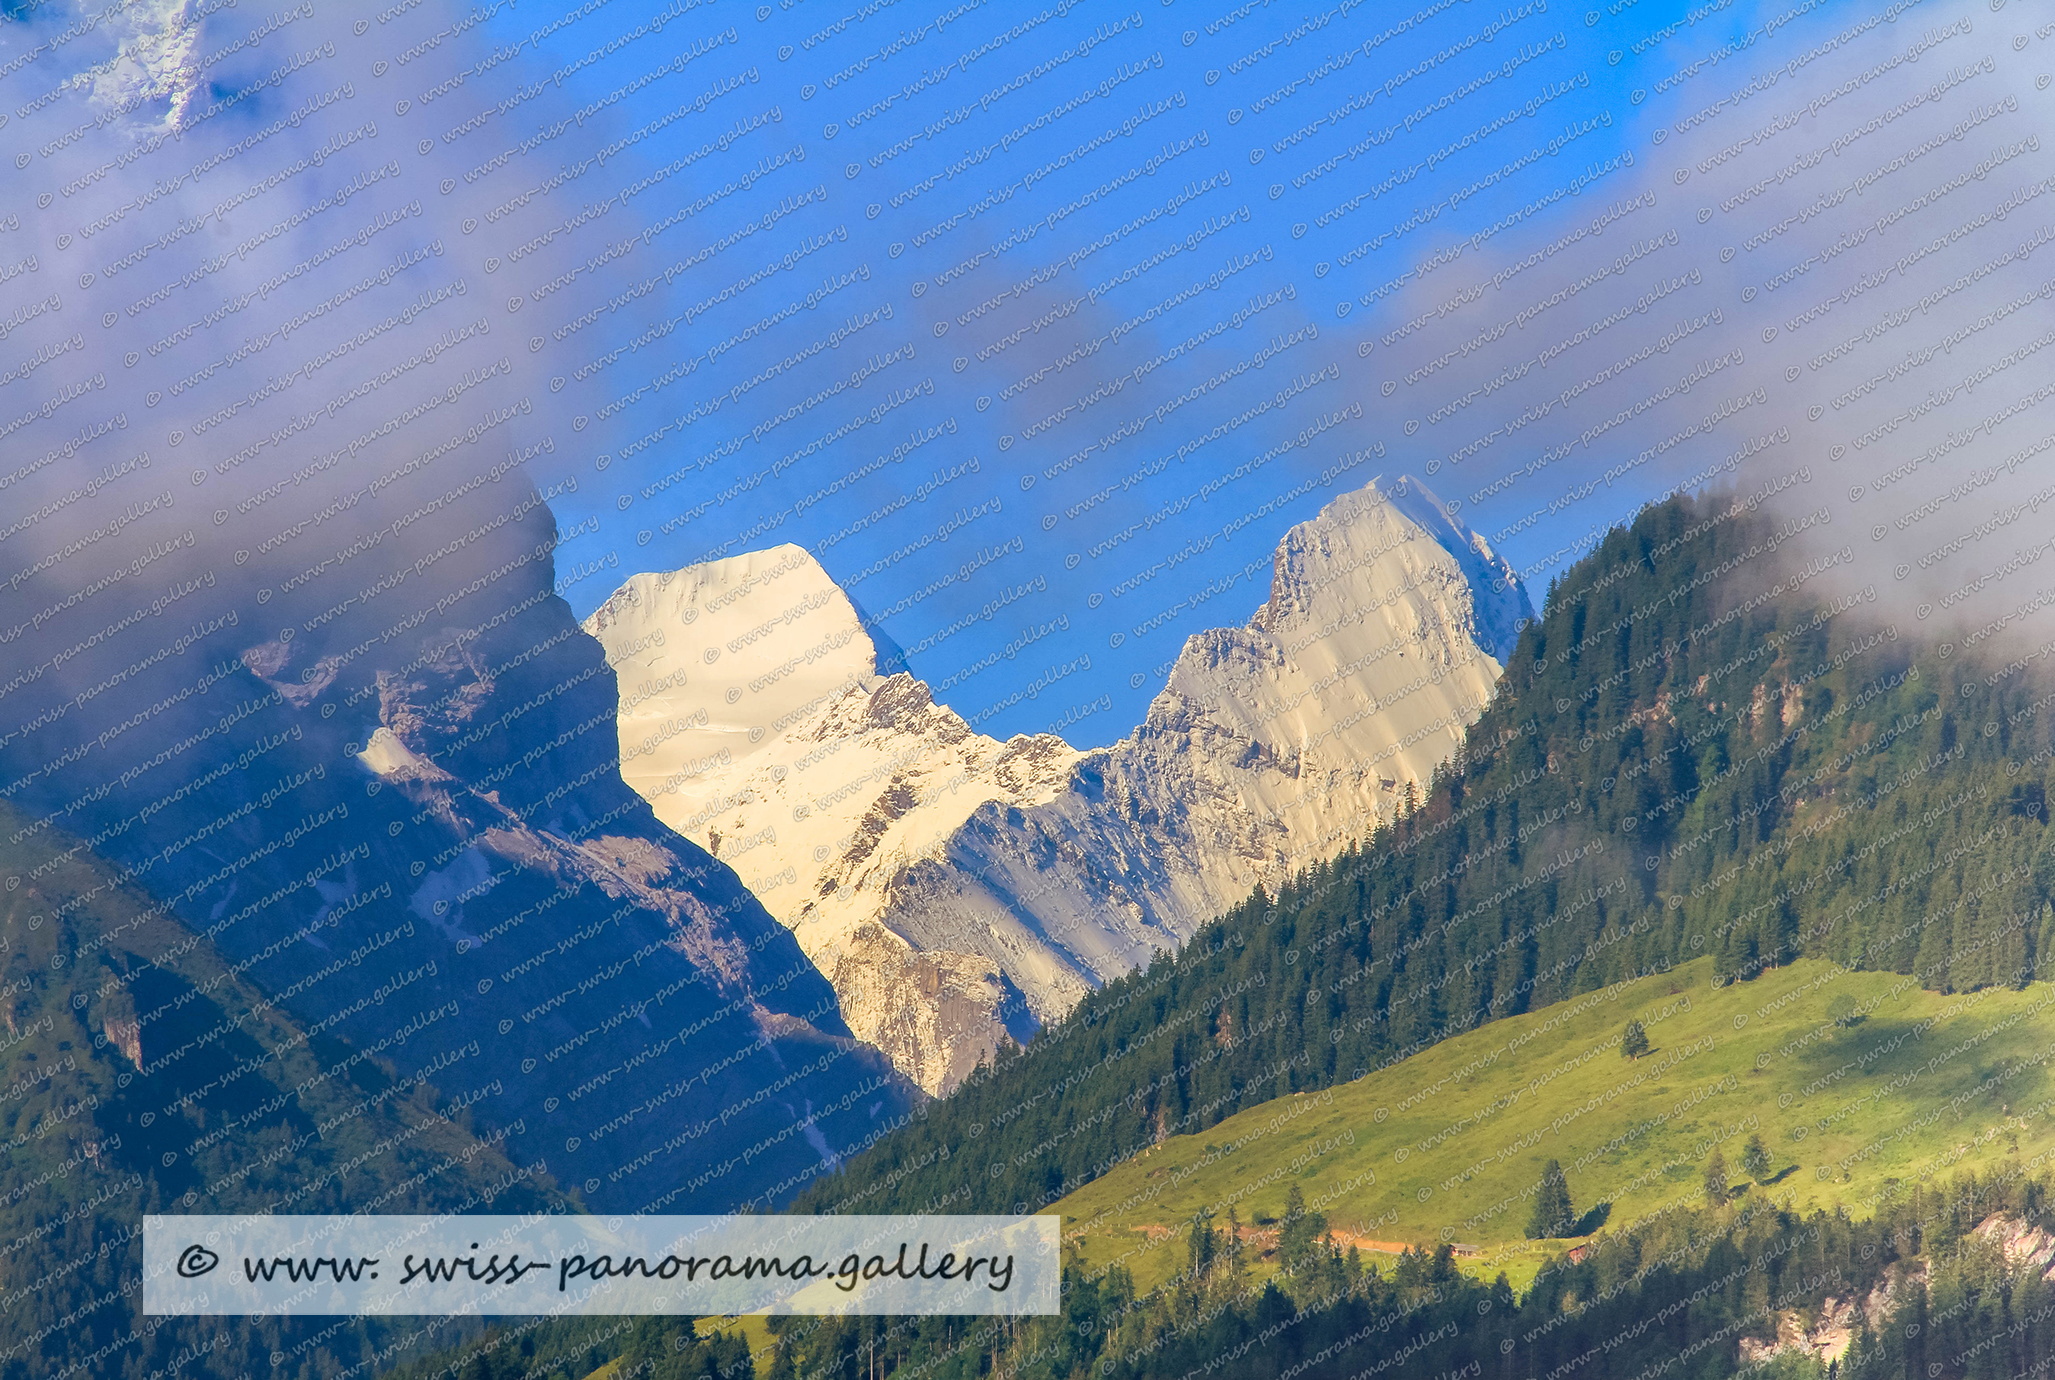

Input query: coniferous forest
[796,487,2055,1225]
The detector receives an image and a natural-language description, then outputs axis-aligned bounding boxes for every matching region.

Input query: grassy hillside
[682,959,2055,1380]
[654,954,2055,1379]
[797,485,2055,1223]
[1056,955,2055,1296]
[0,800,568,1380]
[736,1163,2055,1380]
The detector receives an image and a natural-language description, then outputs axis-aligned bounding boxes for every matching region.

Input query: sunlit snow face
[83,0,205,129]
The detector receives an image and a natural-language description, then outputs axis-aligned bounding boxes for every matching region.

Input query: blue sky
[501,0,1685,743]
[385,0,2014,744]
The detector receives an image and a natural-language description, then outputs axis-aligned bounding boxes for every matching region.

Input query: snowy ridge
[588,476,1531,1093]
[585,545,1078,1094]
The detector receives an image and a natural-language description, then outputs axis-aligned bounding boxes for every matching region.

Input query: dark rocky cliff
[0,462,915,1213]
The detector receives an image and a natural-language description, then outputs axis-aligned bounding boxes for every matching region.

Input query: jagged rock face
[1737,1256,1937,1368]
[585,547,1071,1094]
[818,923,1034,1098]
[1977,1212,2055,1277]
[592,477,1530,1093]
[870,479,1530,1029]
[0,473,912,1213]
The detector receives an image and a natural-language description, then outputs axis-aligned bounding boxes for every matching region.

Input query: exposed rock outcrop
[585,547,1072,1094]
[592,476,1531,1092]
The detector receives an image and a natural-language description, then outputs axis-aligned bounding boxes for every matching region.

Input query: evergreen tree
[1186,1206,1217,1279]
[1279,1184,1328,1273]
[2034,902,2055,981]
[1741,1133,1772,1184]
[1526,1160,1575,1239]
[1620,1018,1649,1058]
[1704,1150,1729,1207]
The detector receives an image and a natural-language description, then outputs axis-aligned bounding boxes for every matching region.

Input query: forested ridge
[0,801,568,1380]
[750,1166,2055,1380]
[428,1145,2055,1380]
[796,485,2055,1221]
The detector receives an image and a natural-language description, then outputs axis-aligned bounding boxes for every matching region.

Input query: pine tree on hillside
[1186,1207,1217,1279]
[1525,1160,1574,1239]
[1704,1150,1729,1207]
[1280,1184,1329,1273]
[1742,1133,1772,1184]
[1620,1019,1649,1058]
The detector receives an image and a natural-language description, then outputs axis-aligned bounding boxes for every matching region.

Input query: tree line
[795,489,2055,1224]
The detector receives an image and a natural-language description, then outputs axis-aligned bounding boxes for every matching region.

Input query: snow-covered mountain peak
[587,546,1083,1092]
[589,475,1530,1094]
[582,543,895,833]
[1252,474,1529,662]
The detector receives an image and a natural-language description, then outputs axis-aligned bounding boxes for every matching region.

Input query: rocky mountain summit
[591,475,1531,1093]
[585,547,1081,1095]
[0,465,912,1213]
